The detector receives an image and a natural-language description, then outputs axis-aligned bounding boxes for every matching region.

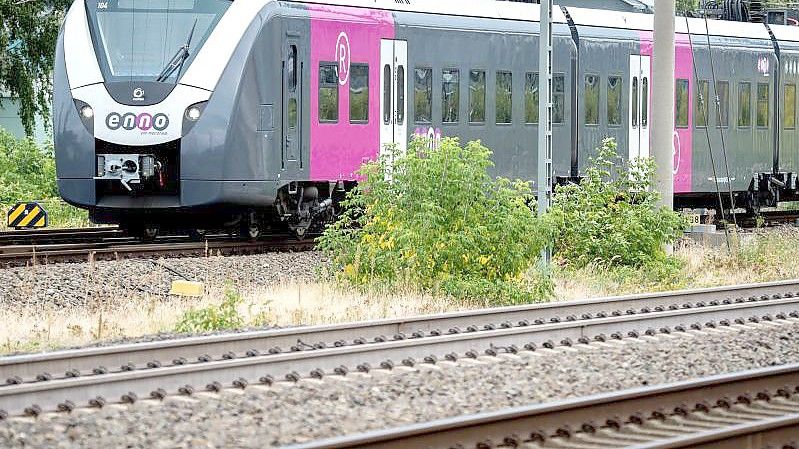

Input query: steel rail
[0,226,121,243]
[626,415,799,449]
[284,363,799,449]
[0,236,314,266]
[1,292,799,418]
[2,279,798,386]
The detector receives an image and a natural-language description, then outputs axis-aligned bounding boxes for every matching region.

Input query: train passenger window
[585,74,599,125]
[675,79,689,128]
[397,66,405,125]
[384,65,392,125]
[738,82,751,127]
[350,64,369,123]
[785,83,796,130]
[319,63,338,123]
[632,77,638,128]
[757,83,770,127]
[716,81,729,127]
[442,69,460,123]
[641,77,649,127]
[607,76,622,126]
[414,67,432,123]
[695,80,709,127]
[553,74,565,124]
[469,70,486,123]
[496,71,513,124]
[288,99,297,129]
[525,72,539,124]
[288,45,297,92]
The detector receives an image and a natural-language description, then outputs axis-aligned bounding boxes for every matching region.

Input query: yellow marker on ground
[6,202,48,229]
[169,280,205,297]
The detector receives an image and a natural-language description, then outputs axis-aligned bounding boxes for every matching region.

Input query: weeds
[318,137,553,305]
[550,138,688,268]
[174,284,244,333]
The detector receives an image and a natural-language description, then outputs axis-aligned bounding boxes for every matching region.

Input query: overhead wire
[701,1,740,229]
[684,14,732,252]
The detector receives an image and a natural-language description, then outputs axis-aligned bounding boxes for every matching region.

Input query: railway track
[0,228,315,266]
[288,363,799,449]
[2,279,799,420]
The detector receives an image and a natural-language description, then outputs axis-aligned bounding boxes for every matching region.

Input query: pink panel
[639,31,693,193]
[308,5,394,180]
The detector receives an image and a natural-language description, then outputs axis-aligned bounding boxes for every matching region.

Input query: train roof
[288,0,777,41]
[287,0,568,23]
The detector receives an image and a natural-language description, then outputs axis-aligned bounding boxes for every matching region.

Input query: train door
[628,55,651,160]
[379,39,408,162]
[283,41,302,170]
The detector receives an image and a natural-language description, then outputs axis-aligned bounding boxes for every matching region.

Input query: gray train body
[54,0,799,237]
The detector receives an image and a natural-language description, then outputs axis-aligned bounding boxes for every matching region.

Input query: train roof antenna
[702,6,740,232]
[684,14,732,253]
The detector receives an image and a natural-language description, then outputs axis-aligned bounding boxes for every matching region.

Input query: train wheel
[188,229,207,241]
[140,226,159,242]
[240,222,260,241]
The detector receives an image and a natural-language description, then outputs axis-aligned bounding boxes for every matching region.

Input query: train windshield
[85,0,231,82]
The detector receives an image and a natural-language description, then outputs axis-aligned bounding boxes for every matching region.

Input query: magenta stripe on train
[308,5,395,180]
[639,31,694,193]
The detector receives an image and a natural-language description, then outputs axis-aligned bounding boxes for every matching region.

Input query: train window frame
[469,69,486,125]
[607,75,622,127]
[496,70,513,125]
[695,80,709,128]
[738,81,752,128]
[383,64,392,125]
[396,65,405,126]
[442,68,460,124]
[318,62,339,124]
[553,73,565,125]
[349,63,369,124]
[524,72,539,125]
[641,76,649,128]
[715,81,729,128]
[785,83,796,130]
[414,67,433,124]
[675,78,689,129]
[288,45,298,93]
[632,76,638,129]
[757,82,770,128]
[584,73,600,126]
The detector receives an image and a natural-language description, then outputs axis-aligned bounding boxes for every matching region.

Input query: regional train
[54,0,799,239]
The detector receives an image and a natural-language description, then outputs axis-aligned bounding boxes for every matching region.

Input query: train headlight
[186,106,202,121]
[74,99,94,134]
[182,101,208,135]
[80,105,94,119]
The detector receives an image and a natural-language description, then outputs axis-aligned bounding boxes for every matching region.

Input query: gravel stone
[1,322,798,448]
[0,252,326,311]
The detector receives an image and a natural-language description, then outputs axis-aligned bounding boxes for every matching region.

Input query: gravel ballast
[1,321,798,448]
[0,252,326,310]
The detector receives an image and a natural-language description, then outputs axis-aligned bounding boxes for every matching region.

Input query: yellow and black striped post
[6,202,48,229]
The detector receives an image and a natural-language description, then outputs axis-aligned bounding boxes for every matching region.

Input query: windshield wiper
[155,19,198,83]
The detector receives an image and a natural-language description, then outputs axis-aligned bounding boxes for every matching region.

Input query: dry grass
[0,282,465,354]
[3,227,799,355]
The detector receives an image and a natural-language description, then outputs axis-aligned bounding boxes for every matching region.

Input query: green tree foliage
[549,138,688,268]
[0,128,57,203]
[318,137,554,304]
[0,0,70,136]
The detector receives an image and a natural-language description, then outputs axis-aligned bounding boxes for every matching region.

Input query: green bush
[174,285,244,333]
[0,129,91,229]
[0,129,57,204]
[550,137,688,268]
[318,137,554,305]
